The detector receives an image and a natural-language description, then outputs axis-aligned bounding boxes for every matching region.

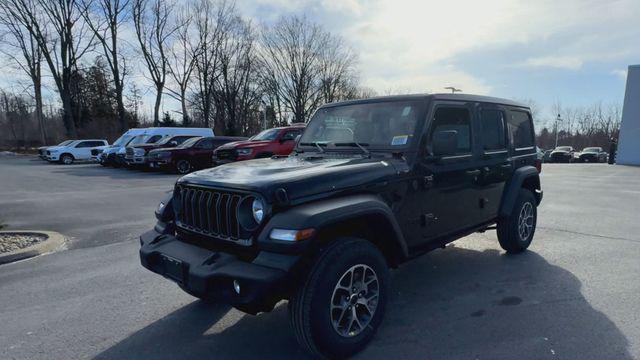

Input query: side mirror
[432,130,458,157]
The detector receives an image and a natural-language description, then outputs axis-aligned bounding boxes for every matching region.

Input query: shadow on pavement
[49,164,179,180]
[95,246,632,360]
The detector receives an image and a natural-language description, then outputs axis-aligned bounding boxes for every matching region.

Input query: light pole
[554,113,562,148]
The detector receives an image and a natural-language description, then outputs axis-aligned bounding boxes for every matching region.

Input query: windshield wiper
[334,142,370,156]
[300,142,326,153]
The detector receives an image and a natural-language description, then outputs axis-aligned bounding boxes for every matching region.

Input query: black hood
[177,154,404,204]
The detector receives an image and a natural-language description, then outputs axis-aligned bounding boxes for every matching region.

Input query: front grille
[215,149,236,160]
[126,147,134,156]
[46,150,50,155]
[39,149,46,155]
[91,149,102,156]
[174,184,250,245]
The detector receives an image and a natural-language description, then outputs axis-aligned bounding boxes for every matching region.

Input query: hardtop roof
[320,93,529,109]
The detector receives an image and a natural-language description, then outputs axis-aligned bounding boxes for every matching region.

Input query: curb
[0,231,66,265]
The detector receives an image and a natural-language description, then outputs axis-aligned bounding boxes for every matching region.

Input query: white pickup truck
[46,139,109,164]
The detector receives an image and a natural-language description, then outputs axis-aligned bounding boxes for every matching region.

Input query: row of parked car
[538,146,609,163]
[37,124,307,174]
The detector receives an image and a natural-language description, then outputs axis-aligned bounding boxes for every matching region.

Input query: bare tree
[77,0,129,133]
[0,0,46,144]
[132,0,175,126]
[213,12,259,135]
[166,4,198,126]
[317,34,357,104]
[259,16,358,123]
[192,0,231,128]
[0,0,95,138]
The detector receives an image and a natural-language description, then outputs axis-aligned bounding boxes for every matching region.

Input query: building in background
[617,65,640,166]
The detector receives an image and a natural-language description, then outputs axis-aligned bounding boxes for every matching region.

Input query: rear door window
[507,110,535,150]
[480,109,507,151]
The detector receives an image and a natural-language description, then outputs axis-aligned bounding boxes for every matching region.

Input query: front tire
[60,154,74,165]
[289,238,389,358]
[497,189,537,253]
[176,159,192,174]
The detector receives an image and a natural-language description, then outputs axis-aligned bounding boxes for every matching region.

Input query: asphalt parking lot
[1,156,639,359]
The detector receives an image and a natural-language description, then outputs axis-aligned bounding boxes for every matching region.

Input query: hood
[149,146,182,154]
[551,150,571,154]
[46,146,66,151]
[216,140,272,150]
[178,155,402,204]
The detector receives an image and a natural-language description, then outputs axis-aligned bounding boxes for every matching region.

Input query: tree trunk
[60,88,77,138]
[181,87,189,127]
[34,79,46,144]
[153,84,162,126]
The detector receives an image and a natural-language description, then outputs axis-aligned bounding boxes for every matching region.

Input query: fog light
[233,280,241,294]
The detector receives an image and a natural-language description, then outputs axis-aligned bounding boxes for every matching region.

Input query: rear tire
[497,189,537,253]
[289,238,389,358]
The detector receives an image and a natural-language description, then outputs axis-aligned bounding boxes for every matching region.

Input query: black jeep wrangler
[140,94,542,358]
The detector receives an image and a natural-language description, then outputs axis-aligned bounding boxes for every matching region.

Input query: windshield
[252,129,280,141]
[556,146,572,151]
[178,137,202,148]
[583,147,601,153]
[57,140,73,146]
[299,101,422,149]
[112,135,133,147]
[128,135,148,146]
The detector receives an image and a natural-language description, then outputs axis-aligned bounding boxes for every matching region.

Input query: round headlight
[252,198,264,223]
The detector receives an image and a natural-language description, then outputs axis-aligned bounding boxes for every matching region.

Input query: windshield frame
[297,99,428,153]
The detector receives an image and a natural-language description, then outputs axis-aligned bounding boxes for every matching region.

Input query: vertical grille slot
[175,185,248,242]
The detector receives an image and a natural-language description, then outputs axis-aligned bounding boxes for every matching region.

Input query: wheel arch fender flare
[257,194,409,265]
[499,166,542,217]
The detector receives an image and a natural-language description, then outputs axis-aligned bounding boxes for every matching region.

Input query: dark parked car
[139,94,542,358]
[549,146,575,163]
[577,147,608,163]
[125,135,198,167]
[212,124,305,165]
[147,136,246,174]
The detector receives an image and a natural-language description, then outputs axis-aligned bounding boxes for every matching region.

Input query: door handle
[500,163,512,170]
[466,169,481,177]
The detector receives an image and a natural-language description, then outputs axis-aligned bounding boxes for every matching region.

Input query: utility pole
[554,113,562,148]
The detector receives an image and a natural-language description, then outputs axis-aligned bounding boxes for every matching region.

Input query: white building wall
[617,65,640,165]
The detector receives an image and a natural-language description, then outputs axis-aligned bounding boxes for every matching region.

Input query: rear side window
[172,136,193,145]
[198,138,214,149]
[147,135,163,144]
[480,110,506,151]
[76,141,94,148]
[507,110,535,149]
[282,129,302,141]
[430,107,472,155]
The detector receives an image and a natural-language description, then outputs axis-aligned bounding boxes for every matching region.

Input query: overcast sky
[2,0,638,124]
[240,0,639,120]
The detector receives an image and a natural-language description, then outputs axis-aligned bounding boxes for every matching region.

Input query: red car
[212,124,305,165]
[148,136,246,174]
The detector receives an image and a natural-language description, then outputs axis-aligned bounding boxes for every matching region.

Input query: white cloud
[611,68,628,80]
[520,56,584,70]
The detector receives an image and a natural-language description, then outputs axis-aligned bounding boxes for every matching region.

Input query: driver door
[413,103,480,245]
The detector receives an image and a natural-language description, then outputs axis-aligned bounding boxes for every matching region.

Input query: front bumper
[139,228,296,311]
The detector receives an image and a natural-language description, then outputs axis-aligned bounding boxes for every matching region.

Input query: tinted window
[172,136,194,145]
[480,110,506,151]
[76,141,93,148]
[430,107,471,155]
[507,110,534,149]
[282,129,302,141]
[147,135,163,144]
[197,138,214,149]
